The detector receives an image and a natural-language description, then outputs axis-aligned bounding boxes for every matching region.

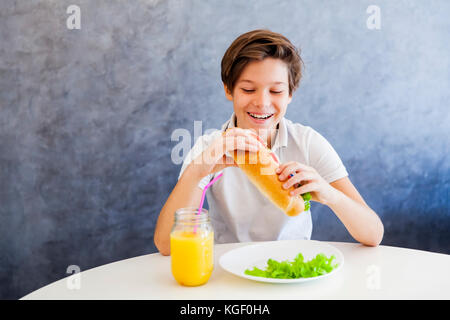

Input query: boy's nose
[253,90,271,108]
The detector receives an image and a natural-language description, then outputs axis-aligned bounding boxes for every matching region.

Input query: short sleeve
[307,129,348,183]
[177,130,221,190]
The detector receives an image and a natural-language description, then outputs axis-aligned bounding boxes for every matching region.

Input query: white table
[21,241,450,300]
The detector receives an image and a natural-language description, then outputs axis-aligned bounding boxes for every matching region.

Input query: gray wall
[1,0,449,299]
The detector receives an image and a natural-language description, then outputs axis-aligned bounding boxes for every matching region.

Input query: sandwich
[225,130,311,216]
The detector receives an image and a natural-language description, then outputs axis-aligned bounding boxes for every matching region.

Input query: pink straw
[194,172,223,233]
[198,172,223,214]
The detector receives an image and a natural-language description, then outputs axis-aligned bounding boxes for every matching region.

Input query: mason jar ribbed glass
[170,207,214,286]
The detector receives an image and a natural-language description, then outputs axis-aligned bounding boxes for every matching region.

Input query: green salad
[244,252,338,279]
[301,192,312,211]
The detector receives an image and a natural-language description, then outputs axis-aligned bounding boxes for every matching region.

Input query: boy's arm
[154,163,204,256]
[277,162,383,246]
[328,177,384,246]
[154,128,262,255]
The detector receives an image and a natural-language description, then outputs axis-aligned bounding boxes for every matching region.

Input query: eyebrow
[239,80,286,85]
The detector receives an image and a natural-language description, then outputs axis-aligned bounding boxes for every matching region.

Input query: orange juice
[170,230,214,286]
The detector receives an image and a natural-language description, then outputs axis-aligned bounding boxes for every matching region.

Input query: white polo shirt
[178,113,348,244]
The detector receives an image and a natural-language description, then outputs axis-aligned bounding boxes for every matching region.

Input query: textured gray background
[0,0,449,299]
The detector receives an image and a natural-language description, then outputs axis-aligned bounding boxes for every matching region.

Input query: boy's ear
[287,93,293,105]
[223,83,233,101]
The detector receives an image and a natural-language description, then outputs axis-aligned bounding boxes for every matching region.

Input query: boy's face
[224,57,293,134]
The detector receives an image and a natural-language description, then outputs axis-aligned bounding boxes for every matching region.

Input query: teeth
[248,112,273,119]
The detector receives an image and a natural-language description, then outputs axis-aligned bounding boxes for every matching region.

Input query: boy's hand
[193,128,264,177]
[276,161,339,205]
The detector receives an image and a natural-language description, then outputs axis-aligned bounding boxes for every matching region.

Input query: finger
[227,129,263,148]
[224,127,257,138]
[278,162,315,180]
[217,154,237,166]
[238,129,266,148]
[282,172,316,190]
[277,162,303,181]
[226,127,246,136]
[291,162,313,172]
[249,132,267,148]
[223,136,259,153]
[223,128,246,139]
[212,155,238,173]
[235,139,259,153]
[283,174,315,190]
[289,182,318,197]
[275,161,296,175]
[225,128,267,149]
[223,155,238,167]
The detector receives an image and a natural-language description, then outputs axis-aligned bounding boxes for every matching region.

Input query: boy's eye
[241,89,283,94]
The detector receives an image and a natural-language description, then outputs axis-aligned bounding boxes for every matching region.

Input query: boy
[154,29,383,255]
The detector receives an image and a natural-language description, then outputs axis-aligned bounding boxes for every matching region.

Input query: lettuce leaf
[301,192,312,211]
[244,252,338,279]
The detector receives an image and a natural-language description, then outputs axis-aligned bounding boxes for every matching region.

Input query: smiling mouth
[247,112,274,120]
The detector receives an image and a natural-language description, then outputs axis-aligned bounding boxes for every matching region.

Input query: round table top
[21,240,450,300]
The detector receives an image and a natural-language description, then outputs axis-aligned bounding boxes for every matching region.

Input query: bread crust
[231,145,305,217]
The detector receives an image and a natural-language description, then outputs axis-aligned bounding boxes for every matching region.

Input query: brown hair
[221,29,304,97]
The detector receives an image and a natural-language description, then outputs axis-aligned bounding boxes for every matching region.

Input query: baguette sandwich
[225,130,308,217]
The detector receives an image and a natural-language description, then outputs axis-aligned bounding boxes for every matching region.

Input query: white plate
[219,240,344,284]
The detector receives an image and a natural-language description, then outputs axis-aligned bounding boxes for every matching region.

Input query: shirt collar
[221,112,288,151]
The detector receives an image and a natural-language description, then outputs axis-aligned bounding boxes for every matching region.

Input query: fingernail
[276,168,280,173]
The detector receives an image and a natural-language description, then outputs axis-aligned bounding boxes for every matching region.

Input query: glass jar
[170,207,214,286]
